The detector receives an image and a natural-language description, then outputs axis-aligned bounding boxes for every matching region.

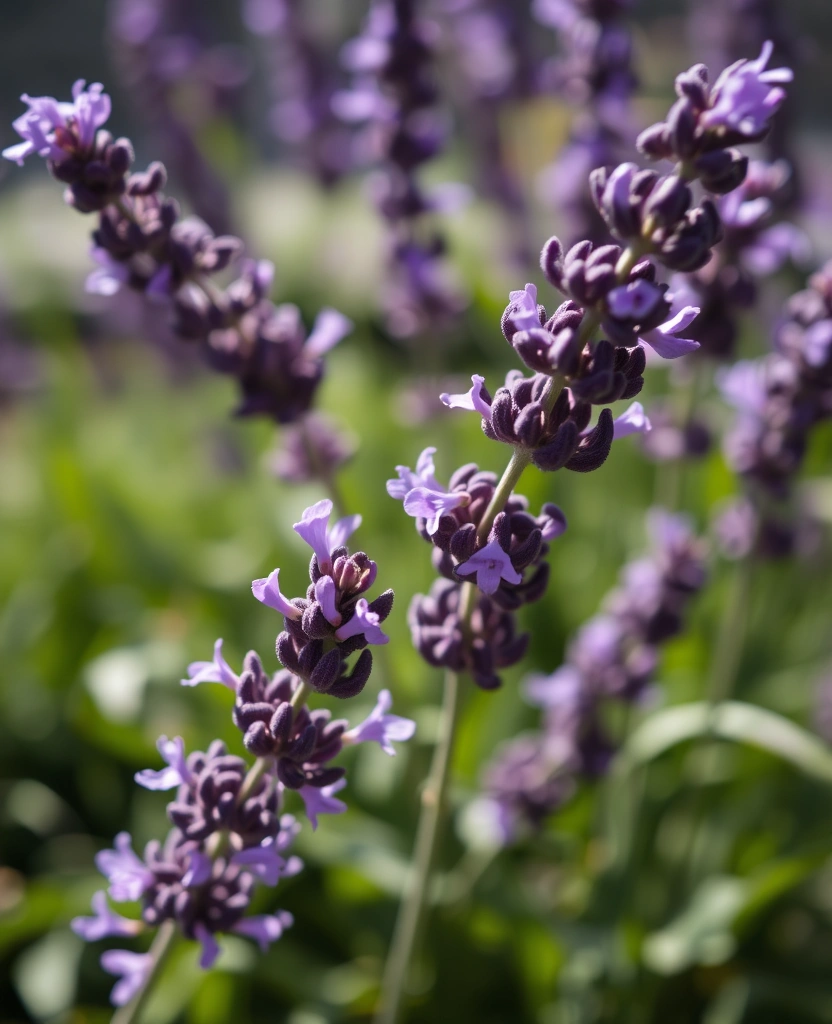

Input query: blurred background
[3,1,832,1022]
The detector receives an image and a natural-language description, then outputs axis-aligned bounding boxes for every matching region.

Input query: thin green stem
[110,920,177,1024]
[236,755,272,806]
[706,557,754,710]
[374,669,464,1024]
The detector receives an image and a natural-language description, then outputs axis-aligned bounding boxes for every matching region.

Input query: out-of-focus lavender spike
[109,0,248,236]
[534,0,637,246]
[243,0,353,186]
[479,508,707,840]
[334,0,465,337]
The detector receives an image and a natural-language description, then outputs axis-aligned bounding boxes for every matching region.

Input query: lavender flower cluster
[479,509,707,841]
[718,260,832,558]
[386,42,789,690]
[2,80,353,482]
[334,0,464,336]
[71,498,413,1005]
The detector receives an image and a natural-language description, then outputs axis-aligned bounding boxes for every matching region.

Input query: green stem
[110,920,177,1024]
[706,556,754,710]
[374,669,464,1024]
[236,756,272,806]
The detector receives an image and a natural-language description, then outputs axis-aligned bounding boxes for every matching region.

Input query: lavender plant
[2,80,353,489]
[334,0,464,338]
[70,498,413,1013]
[478,508,707,842]
[376,39,791,1023]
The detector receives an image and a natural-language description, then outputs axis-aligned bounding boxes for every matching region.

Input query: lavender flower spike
[71,891,143,942]
[440,375,493,418]
[135,736,192,791]
[298,778,348,830]
[95,832,153,902]
[335,599,390,645]
[182,638,239,688]
[101,950,153,1007]
[252,568,303,619]
[457,539,522,595]
[2,80,111,166]
[703,41,793,138]
[343,689,416,755]
[612,402,652,440]
[293,499,361,573]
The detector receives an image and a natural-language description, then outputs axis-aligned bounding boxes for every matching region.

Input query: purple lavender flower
[611,402,651,439]
[334,599,390,645]
[388,449,470,535]
[134,736,193,790]
[71,892,143,942]
[702,42,792,137]
[456,539,523,595]
[342,689,416,754]
[233,911,295,952]
[293,499,361,574]
[95,832,154,901]
[100,949,153,1007]
[182,639,240,689]
[298,778,347,830]
[252,568,303,619]
[3,80,111,166]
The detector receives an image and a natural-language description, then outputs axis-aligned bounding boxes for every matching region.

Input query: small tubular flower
[182,639,240,689]
[342,689,416,754]
[456,539,523,596]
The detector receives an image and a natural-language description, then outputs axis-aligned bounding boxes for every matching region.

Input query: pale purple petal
[343,688,416,755]
[305,308,353,358]
[612,402,652,440]
[334,598,389,645]
[134,734,190,791]
[101,950,152,1007]
[71,891,142,942]
[182,638,239,688]
[524,665,583,709]
[293,499,334,568]
[403,486,468,535]
[85,248,129,296]
[182,851,212,888]
[327,513,362,552]
[504,283,541,333]
[716,359,768,414]
[440,374,492,418]
[233,911,294,951]
[803,320,832,368]
[95,833,154,902]
[298,778,347,830]
[705,41,792,137]
[315,576,341,626]
[639,305,701,359]
[194,924,221,969]
[742,223,810,276]
[231,845,285,887]
[456,539,522,595]
[251,569,302,619]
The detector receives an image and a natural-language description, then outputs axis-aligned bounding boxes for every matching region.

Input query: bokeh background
[3,1,832,1022]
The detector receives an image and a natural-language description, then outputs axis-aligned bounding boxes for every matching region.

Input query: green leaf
[623,701,832,784]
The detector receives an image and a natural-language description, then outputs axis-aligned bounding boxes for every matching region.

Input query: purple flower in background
[703,41,793,137]
[298,778,347,830]
[95,833,154,902]
[293,499,362,573]
[440,374,493,418]
[343,689,416,755]
[335,598,389,646]
[3,80,111,166]
[182,638,240,689]
[101,949,153,1007]
[457,539,522,595]
[71,892,143,942]
[233,911,295,952]
[134,736,192,791]
[612,402,651,440]
[251,568,303,619]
